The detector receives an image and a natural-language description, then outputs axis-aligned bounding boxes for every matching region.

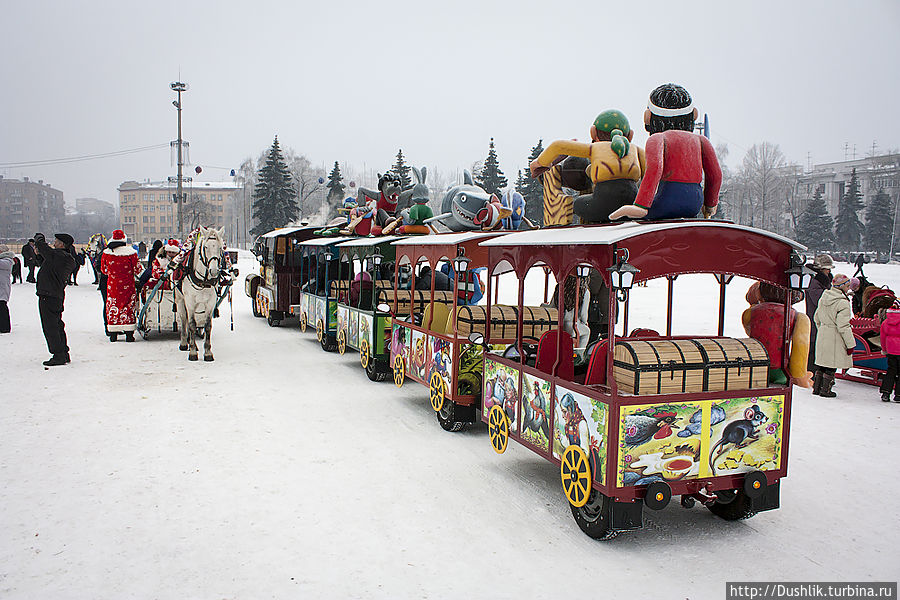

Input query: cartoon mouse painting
[708,405,768,474]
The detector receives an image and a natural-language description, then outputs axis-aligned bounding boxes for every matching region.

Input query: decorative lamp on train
[607,255,639,301]
[367,252,383,272]
[453,252,471,274]
[575,263,592,279]
[785,253,814,290]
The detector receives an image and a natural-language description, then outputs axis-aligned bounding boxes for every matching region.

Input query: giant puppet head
[643,83,698,134]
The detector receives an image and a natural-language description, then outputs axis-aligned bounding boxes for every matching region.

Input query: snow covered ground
[1,254,897,599]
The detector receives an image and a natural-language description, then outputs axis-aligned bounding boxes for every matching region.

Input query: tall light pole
[171,80,187,239]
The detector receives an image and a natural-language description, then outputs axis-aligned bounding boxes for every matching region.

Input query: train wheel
[338,329,347,355]
[570,489,617,540]
[488,405,509,454]
[393,356,405,388]
[429,372,445,412]
[561,445,592,508]
[360,340,371,370]
[437,401,467,432]
[251,289,262,317]
[316,320,324,343]
[707,489,757,521]
[299,313,307,333]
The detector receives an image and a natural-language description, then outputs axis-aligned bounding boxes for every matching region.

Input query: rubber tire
[320,334,337,352]
[570,489,618,540]
[109,334,118,342]
[366,359,387,382]
[707,489,757,521]
[267,313,280,327]
[436,401,468,432]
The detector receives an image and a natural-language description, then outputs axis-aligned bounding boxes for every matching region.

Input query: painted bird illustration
[624,410,679,447]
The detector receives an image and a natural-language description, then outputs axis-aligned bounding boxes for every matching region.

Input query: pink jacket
[880,309,900,355]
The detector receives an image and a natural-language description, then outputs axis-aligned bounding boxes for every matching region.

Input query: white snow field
[1,254,897,599]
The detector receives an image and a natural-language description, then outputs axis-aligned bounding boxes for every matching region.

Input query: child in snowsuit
[879,308,900,403]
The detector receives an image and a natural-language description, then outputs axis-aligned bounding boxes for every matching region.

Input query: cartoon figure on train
[742,281,813,388]
[555,392,604,478]
[609,83,722,221]
[530,109,646,224]
[411,335,427,379]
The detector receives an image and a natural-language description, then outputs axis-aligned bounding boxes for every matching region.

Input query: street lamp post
[171,80,187,239]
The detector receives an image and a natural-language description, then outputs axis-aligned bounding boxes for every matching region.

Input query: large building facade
[0,176,65,241]
[117,180,241,245]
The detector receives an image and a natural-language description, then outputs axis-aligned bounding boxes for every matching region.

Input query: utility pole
[171,80,188,239]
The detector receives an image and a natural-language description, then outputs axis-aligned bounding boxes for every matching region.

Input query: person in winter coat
[101,229,142,342]
[878,308,900,403]
[806,253,834,371]
[137,239,163,292]
[34,233,76,366]
[146,240,180,292]
[11,255,22,284]
[0,244,14,333]
[66,246,84,285]
[22,238,40,283]
[813,273,855,397]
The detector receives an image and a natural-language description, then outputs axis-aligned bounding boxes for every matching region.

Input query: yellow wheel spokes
[429,372,445,412]
[360,340,370,369]
[393,356,405,388]
[488,405,509,454]
[300,314,307,332]
[316,320,324,342]
[560,445,592,508]
[338,330,347,355]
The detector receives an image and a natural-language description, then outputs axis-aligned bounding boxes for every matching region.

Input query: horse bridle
[188,233,223,288]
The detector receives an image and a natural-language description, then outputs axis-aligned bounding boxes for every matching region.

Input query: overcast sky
[1,0,898,208]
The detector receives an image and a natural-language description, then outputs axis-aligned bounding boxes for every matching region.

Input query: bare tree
[740,142,790,233]
[284,150,325,224]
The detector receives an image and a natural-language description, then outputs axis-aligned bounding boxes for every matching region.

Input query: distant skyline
[1,0,898,208]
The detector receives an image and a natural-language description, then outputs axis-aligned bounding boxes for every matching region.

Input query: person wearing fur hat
[0,244,14,333]
[101,230,142,342]
[806,253,834,371]
[34,233,76,365]
[147,239,181,292]
[813,273,855,397]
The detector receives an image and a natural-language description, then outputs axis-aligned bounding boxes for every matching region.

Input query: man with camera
[33,232,76,366]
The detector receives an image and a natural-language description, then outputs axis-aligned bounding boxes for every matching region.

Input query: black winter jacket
[35,240,76,300]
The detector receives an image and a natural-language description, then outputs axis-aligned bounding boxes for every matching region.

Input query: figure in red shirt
[609,83,722,221]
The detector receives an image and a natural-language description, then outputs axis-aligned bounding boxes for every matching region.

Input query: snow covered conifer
[864,188,894,255]
[251,137,297,236]
[834,168,864,251]
[392,149,412,190]
[475,138,508,198]
[520,139,544,226]
[797,187,833,250]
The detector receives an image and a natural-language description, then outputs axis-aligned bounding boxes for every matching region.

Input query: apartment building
[118,180,241,244]
[0,175,65,241]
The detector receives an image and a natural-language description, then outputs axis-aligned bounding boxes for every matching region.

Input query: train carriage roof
[478,221,805,250]
[336,236,405,248]
[391,231,506,247]
[479,221,806,286]
[299,236,355,247]
[259,226,319,238]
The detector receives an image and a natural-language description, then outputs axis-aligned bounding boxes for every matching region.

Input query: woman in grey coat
[0,244,14,333]
[813,274,855,397]
[806,254,834,372]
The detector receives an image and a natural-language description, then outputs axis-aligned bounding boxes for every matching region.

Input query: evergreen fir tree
[834,168,864,251]
[250,137,297,236]
[326,161,346,203]
[520,139,544,227]
[392,149,412,190]
[797,187,834,250]
[475,138,508,197]
[864,188,894,254]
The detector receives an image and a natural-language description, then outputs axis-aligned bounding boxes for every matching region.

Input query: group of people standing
[805,253,900,402]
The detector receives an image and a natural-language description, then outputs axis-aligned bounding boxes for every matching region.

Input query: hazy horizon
[2,0,898,208]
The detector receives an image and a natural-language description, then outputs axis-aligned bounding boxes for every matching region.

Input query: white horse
[175,226,225,361]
